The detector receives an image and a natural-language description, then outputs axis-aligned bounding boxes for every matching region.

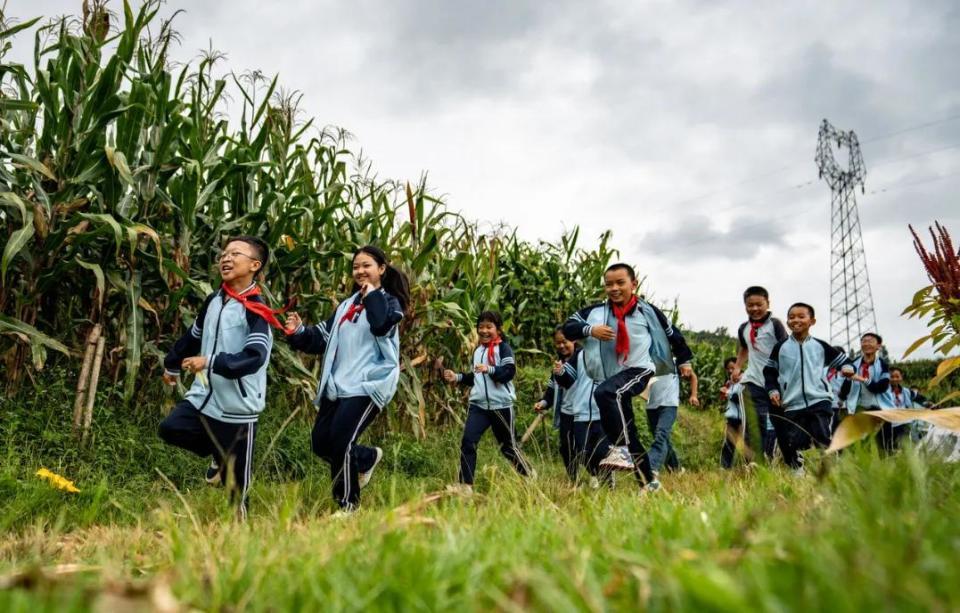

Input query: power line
[658,169,960,252]
[860,113,960,144]
[642,112,960,215]
[640,143,960,229]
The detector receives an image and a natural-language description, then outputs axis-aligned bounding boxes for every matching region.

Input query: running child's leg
[158,401,217,458]
[459,405,492,485]
[213,422,256,519]
[584,421,613,484]
[647,406,678,473]
[310,396,337,463]
[558,413,577,482]
[721,419,741,469]
[489,407,530,476]
[326,397,381,509]
[594,368,653,448]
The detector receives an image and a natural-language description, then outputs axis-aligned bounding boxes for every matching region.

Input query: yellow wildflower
[35,468,81,493]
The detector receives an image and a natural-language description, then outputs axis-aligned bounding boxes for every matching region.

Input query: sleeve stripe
[246,333,271,342]
[244,340,271,351]
[317,323,331,340]
[500,357,515,365]
[190,323,202,338]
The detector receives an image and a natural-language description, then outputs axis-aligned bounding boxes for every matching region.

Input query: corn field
[0,1,631,437]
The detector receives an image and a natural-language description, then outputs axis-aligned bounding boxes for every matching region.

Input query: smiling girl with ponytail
[285,245,409,514]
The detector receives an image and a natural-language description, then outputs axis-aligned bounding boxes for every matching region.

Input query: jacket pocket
[237,377,248,398]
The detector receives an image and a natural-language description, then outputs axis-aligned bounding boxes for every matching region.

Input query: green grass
[1,369,958,612]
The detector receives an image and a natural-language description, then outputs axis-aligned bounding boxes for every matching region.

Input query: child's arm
[287,311,337,355]
[649,303,694,371]
[838,378,852,402]
[732,323,749,380]
[536,379,556,412]
[488,342,516,384]
[563,305,598,341]
[865,358,892,394]
[163,293,215,379]
[818,339,853,375]
[688,371,700,406]
[555,360,577,389]
[210,307,271,379]
[442,359,475,386]
[364,290,404,336]
[763,341,784,406]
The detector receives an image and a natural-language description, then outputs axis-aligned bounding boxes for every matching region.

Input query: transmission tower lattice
[815,118,877,351]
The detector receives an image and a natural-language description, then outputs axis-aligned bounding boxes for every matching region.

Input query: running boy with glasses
[159,236,285,519]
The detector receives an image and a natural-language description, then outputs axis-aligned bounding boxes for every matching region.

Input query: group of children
[157,237,918,518]
[718,286,925,473]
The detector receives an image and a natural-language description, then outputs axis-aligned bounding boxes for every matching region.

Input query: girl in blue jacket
[285,246,409,513]
[443,311,532,488]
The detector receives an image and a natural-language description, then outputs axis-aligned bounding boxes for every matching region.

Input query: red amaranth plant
[910,222,960,323]
[904,222,960,389]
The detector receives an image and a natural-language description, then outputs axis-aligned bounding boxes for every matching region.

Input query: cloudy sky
[12,1,960,358]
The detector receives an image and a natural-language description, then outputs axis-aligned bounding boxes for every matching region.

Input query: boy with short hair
[763,303,852,471]
[159,235,280,519]
[563,263,694,492]
[843,333,902,453]
[732,286,788,459]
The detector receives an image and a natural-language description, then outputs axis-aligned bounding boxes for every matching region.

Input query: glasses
[217,250,261,263]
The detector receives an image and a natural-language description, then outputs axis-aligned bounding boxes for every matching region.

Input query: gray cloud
[637,213,788,261]
[6,0,959,356]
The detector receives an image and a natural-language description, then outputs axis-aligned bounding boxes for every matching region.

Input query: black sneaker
[205,459,222,485]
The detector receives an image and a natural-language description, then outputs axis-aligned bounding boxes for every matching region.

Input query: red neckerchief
[339,299,365,325]
[827,368,837,381]
[860,358,873,379]
[612,295,638,364]
[221,283,293,335]
[482,335,502,365]
[748,313,769,349]
[893,386,903,406]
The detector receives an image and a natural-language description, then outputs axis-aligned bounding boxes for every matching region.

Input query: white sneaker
[330,508,356,520]
[358,447,383,490]
[447,483,474,497]
[645,479,662,493]
[599,446,634,471]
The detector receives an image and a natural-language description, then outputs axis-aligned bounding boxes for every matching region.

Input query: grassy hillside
[2,368,959,612]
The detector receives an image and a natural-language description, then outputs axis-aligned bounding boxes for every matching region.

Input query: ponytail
[382,264,410,312]
[353,245,411,312]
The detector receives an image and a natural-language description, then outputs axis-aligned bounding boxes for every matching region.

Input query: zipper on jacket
[197,294,226,412]
[480,348,492,410]
[798,339,809,408]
